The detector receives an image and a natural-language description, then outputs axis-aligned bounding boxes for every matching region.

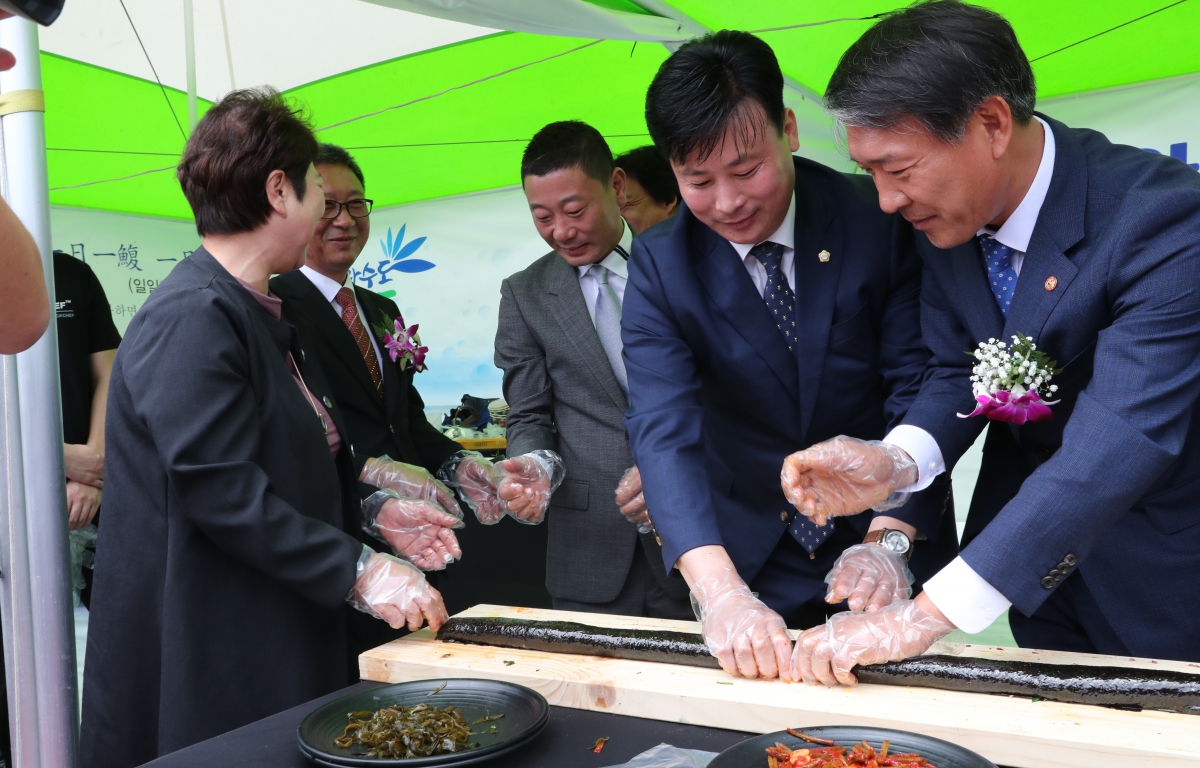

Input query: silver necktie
[590,263,628,396]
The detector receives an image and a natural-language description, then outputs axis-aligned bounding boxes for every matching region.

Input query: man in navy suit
[788,0,1200,686]
[623,30,958,682]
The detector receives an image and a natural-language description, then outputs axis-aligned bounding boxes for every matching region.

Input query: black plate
[297,679,548,767]
[710,725,996,768]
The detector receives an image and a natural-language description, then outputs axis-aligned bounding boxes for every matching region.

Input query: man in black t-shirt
[54,251,121,536]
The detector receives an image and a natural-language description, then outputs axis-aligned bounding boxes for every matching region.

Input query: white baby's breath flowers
[969,333,1059,399]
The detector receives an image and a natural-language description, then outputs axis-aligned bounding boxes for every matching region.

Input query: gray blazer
[496,251,669,603]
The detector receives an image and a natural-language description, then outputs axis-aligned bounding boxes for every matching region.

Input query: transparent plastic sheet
[347,550,448,632]
[362,489,463,571]
[437,450,506,524]
[68,524,97,607]
[360,454,463,518]
[823,543,914,612]
[780,437,918,525]
[493,449,564,525]
[602,743,716,768]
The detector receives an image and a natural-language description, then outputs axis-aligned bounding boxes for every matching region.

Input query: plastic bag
[603,743,716,768]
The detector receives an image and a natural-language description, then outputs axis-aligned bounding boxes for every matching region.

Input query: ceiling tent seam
[1029,0,1190,63]
[50,165,175,191]
[116,0,187,140]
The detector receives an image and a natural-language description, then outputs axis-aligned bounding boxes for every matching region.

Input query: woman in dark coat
[79,89,447,768]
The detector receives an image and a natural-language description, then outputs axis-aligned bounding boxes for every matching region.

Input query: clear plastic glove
[781,436,918,526]
[614,466,653,534]
[438,451,507,525]
[494,449,564,525]
[363,490,463,571]
[360,455,463,519]
[691,567,795,681]
[792,598,954,687]
[824,543,913,612]
[348,551,449,632]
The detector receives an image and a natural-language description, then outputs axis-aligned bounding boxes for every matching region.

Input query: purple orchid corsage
[958,332,1061,425]
[379,314,429,373]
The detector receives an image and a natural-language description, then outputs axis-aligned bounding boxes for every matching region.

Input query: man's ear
[782,108,800,153]
[611,167,627,204]
[264,169,290,217]
[976,95,1014,161]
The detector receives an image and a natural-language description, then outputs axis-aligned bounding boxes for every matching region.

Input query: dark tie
[979,233,1018,317]
[334,287,384,396]
[750,241,834,554]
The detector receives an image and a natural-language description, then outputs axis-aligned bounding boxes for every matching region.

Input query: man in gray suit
[495,121,692,619]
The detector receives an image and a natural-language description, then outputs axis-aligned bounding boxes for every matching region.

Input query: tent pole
[0,15,80,768]
[183,0,198,131]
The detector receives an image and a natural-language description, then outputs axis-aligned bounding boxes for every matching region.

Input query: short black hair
[521,121,614,185]
[645,30,785,165]
[614,145,679,206]
[315,143,365,188]
[178,87,317,236]
[825,0,1035,142]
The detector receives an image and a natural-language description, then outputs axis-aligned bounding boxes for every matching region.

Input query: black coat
[81,249,365,768]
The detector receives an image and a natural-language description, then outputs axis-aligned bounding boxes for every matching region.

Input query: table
[144,681,754,768]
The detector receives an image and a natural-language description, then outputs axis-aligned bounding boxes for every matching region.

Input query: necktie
[589,263,629,397]
[750,241,834,554]
[334,287,384,396]
[980,233,1018,317]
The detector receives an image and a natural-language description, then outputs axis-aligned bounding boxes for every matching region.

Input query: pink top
[237,278,342,457]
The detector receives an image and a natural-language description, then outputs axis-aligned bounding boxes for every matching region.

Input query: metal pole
[183,0,197,131]
[0,15,79,768]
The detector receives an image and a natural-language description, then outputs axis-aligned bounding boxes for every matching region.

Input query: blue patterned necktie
[980,233,1018,317]
[750,241,834,554]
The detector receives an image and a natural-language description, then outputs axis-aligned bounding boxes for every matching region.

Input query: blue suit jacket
[904,116,1200,661]
[623,156,957,586]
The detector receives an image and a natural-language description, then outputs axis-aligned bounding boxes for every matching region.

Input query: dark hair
[825,0,1035,142]
[614,145,679,205]
[315,143,366,188]
[645,30,784,165]
[177,87,318,236]
[521,121,614,185]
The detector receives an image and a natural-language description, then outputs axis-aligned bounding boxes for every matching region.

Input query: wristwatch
[864,528,913,560]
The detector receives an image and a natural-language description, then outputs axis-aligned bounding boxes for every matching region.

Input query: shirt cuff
[883,425,945,492]
[921,556,1012,634]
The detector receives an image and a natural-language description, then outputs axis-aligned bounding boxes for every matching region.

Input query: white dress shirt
[576,219,634,324]
[299,264,386,382]
[728,193,797,295]
[886,117,1056,633]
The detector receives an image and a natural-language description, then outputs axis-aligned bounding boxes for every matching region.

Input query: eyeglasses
[322,198,373,220]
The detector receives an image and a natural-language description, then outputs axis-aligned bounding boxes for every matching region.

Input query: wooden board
[360,605,1200,768]
[452,436,506,451]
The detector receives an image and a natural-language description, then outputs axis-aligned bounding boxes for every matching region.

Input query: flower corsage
[959,333,1060,424]
[376,313,429,373]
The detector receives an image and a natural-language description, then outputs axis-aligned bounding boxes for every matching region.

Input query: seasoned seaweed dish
[858,655,1200,715]
[333,703,483,759]
[439,617,1200,715]
[438,616,720,667]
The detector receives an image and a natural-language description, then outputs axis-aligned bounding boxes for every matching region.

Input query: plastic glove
[438,451,507,525]
[347,551,449,632]
[824,543,913,612]
[363,490,463,571]
[691,567,795,681]
[781,436,918,526]
[614,466,653,534]
[792,598,954,687]
[494,449,564,525]
[360,455,463,519]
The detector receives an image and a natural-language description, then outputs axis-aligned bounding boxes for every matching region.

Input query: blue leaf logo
[380,224,435,273]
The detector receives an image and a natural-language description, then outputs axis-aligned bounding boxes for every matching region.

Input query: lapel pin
[1045,276,1058,291]
[818,249,831,263]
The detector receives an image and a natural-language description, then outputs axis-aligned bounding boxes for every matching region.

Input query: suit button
[389,425,396,434]
[1057,560,1073,571]
[779,511,789,522]
[1041,576,1055,589]
[322,395,333,409]
[1048,569,1061,579]
[1063,554,1078,566]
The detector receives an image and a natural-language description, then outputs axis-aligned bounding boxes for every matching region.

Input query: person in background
[622,31,958,680]
[495,121,693,620]
[272,143,559,622]
[80,89,447,768]
[614,145,679,235]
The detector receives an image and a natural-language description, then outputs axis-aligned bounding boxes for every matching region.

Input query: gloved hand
[360,456,464,519]
[691,567,795,682]
[363,490,463,571]
[792,598,954,687]
[494,450,564,525]
[824,543,913,612]
[347,551,449,632]
[440,452,507,524]
[781,436,918,526]
[614,466,653,534]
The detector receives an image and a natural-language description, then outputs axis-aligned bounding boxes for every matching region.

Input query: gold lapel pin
[1045,276,1058,291]
[818,249,831,263]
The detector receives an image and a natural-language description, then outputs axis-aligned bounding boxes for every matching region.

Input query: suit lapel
[543,256,628,410]
[693,224,801,400]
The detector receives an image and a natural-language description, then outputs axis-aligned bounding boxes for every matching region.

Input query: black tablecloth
[143,681,754,768]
